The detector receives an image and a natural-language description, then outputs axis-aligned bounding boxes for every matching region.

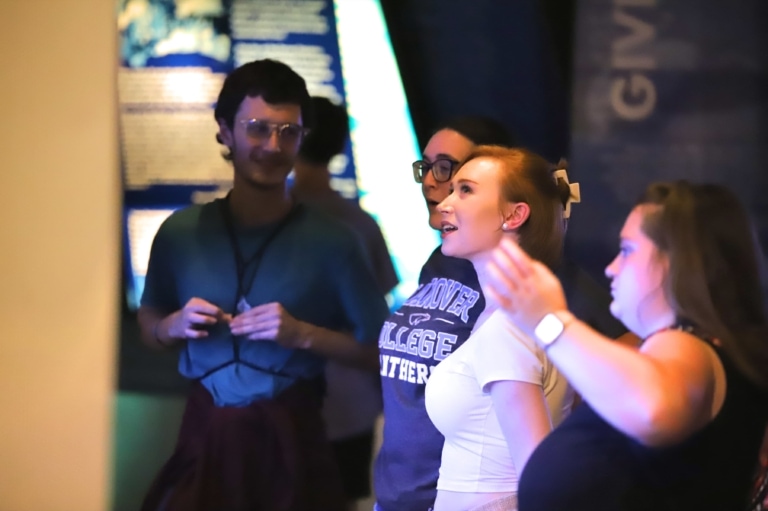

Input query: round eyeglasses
[239,119,309,146]
[412,158,460,183]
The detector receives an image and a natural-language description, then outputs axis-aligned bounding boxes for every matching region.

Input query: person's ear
[501,202,530,231]
[217,118,233,148]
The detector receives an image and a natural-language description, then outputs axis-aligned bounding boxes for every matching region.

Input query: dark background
[381,0,575,161]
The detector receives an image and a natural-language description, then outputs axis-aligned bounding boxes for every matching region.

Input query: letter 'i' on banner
[566,0,768,285]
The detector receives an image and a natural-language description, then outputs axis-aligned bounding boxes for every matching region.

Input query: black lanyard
[218,195,302,316]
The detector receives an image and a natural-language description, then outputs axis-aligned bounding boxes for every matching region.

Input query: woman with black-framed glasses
[373,116,515,511]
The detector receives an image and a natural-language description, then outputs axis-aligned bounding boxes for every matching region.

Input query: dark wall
[381,0,576,162]
[563,0,768,283]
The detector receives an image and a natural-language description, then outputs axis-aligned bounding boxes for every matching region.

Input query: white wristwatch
[534,311,575,350]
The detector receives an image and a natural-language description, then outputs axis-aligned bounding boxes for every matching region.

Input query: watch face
[535,313,565,345]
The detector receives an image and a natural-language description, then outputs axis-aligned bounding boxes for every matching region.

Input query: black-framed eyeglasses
[412,158,460,183]
[239,119,309,145]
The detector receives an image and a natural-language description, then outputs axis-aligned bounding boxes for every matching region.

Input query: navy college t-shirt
[374,247,485,511]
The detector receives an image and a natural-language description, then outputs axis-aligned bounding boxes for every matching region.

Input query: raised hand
[485,238,568,336]
[229,302,308,349]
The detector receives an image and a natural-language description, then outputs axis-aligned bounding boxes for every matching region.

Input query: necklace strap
[218,194,302,313]
[642,322,695,343]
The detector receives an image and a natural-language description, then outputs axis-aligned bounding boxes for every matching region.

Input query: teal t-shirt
[141,199,388,407]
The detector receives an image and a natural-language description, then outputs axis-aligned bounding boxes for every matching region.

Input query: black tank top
[518,343,768,511]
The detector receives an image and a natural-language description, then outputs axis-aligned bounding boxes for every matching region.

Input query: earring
[502,222,509,231]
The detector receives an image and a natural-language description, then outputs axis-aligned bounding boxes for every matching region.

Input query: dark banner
[567,0,768,284]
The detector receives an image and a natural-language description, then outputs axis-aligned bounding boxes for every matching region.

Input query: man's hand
[228,302,377,370]
[166,297,231,340]
[229,302,309,349]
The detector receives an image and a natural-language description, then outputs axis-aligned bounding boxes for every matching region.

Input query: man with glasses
[138,59,388,511]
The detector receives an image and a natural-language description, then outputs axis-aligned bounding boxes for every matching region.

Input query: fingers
[183,298,228,331]
[247,302,282,316]
[484,263,515,309]
[230,304,273,327]
[231,317,281,340]
[184,328,209,339]
[496,238,534,278]
[179,312,217,340]
[485,240,556,318]
[484,248,516,312]
[177,300,287,341]
[485,239,529,302]
[229,302,284,326]
[484,283,513,313]
[185,297,224,317]
[170,298,230,341]
[187,311,218,326]
[230,303,281,336]
[246,329,279,341]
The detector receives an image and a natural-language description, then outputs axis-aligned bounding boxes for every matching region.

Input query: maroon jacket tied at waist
[140,379,346,511]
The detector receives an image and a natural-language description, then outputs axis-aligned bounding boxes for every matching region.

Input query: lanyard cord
[218,194,302,315]
[215,194,302,364]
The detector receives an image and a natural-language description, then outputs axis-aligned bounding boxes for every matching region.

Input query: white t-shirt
[424,309,573,493]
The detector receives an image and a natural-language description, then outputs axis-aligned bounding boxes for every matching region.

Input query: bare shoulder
[641,328,714,361]
[642,329,725,403]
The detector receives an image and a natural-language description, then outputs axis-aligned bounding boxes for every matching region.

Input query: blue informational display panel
[566,0,768,284]
[119,0,433,310]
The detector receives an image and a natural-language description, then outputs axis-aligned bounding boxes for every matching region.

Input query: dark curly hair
[214,59,314,132]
